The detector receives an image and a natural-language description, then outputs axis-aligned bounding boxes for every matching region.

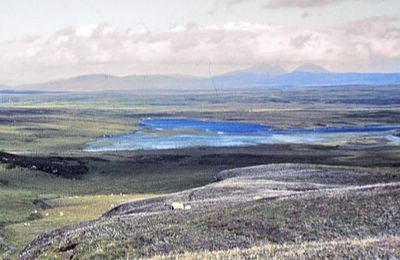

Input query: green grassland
[1,86,400,154]
[0,160,220,258]
[0,164,148,256]
[4,194,155,257]
[1,86,400,259]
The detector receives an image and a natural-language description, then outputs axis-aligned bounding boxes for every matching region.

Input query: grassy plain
[1,86,400,258]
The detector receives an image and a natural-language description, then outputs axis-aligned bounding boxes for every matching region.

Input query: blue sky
[0,0,400,83]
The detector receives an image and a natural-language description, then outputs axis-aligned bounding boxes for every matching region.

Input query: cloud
[344,16,400,38]
[342,16,400,59]
[265,0,346,8]
[1,16,400,82]
[290,34,313,48]
[301,12,311,19]
[223,0,392,9]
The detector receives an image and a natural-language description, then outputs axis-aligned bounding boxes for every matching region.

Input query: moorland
[1,85,400,259]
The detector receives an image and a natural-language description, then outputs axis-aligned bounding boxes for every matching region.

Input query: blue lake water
[141,119,400,135]
[140,119,270,134]
[386,135,400,143]
[84,118,400,151]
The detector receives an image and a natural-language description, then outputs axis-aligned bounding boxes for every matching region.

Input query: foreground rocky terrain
[20,164,400,259]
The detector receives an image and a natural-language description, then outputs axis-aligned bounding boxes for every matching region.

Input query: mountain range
[4,64,400,92]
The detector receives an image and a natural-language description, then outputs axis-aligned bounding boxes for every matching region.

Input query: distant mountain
[231,64,287,76]
[71,74,117,82]
[213,71,400,89]
[271,72,400,87]
[210,64,286,89]
[8,65,400,92]
[16,74,203,92]
[0,79,24,86]
[293,64,329,73]
[0,89,49,94]
[211,64,400,88]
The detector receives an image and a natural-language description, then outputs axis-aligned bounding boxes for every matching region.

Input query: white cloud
[224,0,392,9]
[265,0,346,8]
[1,17,400,82]
[76,24,99,37]
[258,0,391,9]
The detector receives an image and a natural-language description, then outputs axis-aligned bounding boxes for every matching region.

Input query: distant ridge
[0,89,50,94]
[72,74,117,82]
[231,64,287,76]
[293,64,329,73]
[15,74,204,92]
[7,64,400,92]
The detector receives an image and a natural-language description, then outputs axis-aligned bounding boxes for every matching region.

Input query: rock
[171,202,185,210]
[32,199,52,210]
[253,196,263,200]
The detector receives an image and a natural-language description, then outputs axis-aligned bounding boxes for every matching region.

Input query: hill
[20,164,400,259]
[293,63,330,73]
[4,64,400,92]
[13,74,203,92]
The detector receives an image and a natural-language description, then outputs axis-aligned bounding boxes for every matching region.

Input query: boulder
[171,202,185,210]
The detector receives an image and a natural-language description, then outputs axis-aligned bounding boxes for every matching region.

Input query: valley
[0,86,400,258]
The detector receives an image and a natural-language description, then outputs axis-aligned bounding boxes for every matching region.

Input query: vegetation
[1,86,400,259]
[0,160,217,258]
[19,164,400,259]
[1,86,400,153]
[153,236,400,259]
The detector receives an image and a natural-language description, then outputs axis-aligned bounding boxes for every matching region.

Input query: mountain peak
[72,74,116,82]
[294,64,329,73]
[247,64,287,75]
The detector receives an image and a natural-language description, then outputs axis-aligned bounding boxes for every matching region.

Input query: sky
[0,0,400,84]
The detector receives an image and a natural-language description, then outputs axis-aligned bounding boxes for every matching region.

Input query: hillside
[20,164,400,259]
